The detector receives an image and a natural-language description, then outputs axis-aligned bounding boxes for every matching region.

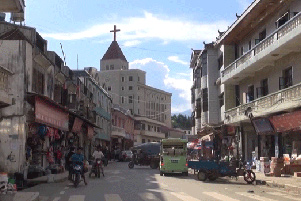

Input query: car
[120,150,133,162]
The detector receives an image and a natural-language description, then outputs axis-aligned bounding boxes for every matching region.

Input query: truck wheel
[244,170,256,184]
[160,171,163,176]
[198,171,207,181]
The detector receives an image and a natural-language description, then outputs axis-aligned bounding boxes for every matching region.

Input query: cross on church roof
[110,25,120,42]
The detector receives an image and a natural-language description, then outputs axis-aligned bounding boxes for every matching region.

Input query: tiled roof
[101,41,127,62]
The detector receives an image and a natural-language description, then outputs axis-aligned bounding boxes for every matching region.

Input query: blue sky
[20,0,253,113]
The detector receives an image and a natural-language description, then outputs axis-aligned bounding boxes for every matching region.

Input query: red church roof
[101,41,127,62]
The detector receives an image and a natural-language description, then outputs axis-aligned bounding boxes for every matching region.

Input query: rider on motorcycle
[92,146,104,164]
[71,147,87,185]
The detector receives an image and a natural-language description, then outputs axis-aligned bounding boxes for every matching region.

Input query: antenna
[60,43,66,66]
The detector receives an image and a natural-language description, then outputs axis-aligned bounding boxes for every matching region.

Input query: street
[23,161,299,201]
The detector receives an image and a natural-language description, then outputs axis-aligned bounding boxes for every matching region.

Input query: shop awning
[94,132,110,141]
[252,118,274,135]
[72,117,83,133]
[94,107,111,120]
[269,110,301,132]
[201,133,213,141]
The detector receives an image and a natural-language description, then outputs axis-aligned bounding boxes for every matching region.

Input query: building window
[122,86,124,91]
[218,55,223,70]
[138,87,140,90]
[138,96,140,103]
[108,86,111,91]
[259,29,266,42]
[142,124,145,130]
[276,12,289,28]
[219,93,224,107]
[248,40,251,50]
[129,96,133,103]
[110,65,114,70]
[148,139,150,142]
[257,79,268,98]
[106,65,109,70]
[142,139,145,143]
[148,125,151,131]
[240,46,243,57]
[129,76,133,81]
[196,98,201,118]
[129,86,133,90]
[202,88,208,112]
[247,85,254,103]
[280,67,292,89]
[235,85,240,107]
[121,96,124,104]
[122,77,125,82]
[138,109,140,114]
[138,77,140,82]
[32,68,44,94]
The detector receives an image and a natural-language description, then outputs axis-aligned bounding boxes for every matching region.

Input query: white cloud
[168,56,188,65]
[123,40,142,47]
[42,11,229,43]
[129,58,192,113]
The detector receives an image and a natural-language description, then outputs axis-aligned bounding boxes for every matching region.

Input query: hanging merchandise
[46,147,54,164]
[54,129,60,140]
[38,125,47,141]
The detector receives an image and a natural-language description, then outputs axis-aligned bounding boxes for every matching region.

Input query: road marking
[104,194,122,201]
[68,195,85,201]
[203,192,239,201]
[53,197,60,201]
[60,191,65,195]
[139,192,161,201]
[266,192,300,200]
[236,192,277,201]
[170,192,201,201]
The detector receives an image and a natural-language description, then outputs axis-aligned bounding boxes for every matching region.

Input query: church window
[122,77,125,82]
[129,76,133,81]
[129,86,133,90]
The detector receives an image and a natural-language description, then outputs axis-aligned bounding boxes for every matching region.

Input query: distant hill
[172,109,191,117]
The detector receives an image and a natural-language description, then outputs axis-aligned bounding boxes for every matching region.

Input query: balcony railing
[140,130,165,138]
[225,82,301,124]
[112,126,126,137]
[222,12,301,79]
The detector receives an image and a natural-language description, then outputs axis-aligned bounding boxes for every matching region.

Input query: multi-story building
[72,69,112,152]
[218,0,301,161]
[96,29,172,129]
[111,104,134,150]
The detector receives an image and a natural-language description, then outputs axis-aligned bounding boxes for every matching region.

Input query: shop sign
[35,96,69,131]
[87,126,94,140]
[269,110,301,132]
[252,118,274,135]
[72,117,83,133]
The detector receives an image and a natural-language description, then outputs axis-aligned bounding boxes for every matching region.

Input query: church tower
[100,25,129,71]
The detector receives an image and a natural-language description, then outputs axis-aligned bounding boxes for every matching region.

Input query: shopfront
[26,96,69,176]
[270,110,301,158]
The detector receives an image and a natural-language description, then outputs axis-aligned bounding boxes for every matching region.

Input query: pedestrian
[65,147,75,180]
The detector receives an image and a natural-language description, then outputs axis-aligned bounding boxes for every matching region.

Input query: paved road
[24,161,299,201]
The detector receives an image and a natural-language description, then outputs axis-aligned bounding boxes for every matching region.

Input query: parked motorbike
[71,163,83,187]
[89,158,104,178]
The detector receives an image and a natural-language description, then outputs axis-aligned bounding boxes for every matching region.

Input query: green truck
[159,138,188,176]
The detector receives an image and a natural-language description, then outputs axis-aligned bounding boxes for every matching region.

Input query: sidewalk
[255,171,301,194]
[27,171,69,185]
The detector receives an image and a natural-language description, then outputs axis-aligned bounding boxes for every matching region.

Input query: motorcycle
[89,158,104,178]
[71,163,83,188]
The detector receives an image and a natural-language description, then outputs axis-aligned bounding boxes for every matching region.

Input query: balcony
[222,13,301,84]
[224,82,301,125]
[136,130,165,139]
[0,0,25,12]
[0,65,13,108]
[112,126,126,138]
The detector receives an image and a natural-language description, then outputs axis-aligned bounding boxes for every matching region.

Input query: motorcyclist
[92,146,104,160]
[71,147,87,185]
